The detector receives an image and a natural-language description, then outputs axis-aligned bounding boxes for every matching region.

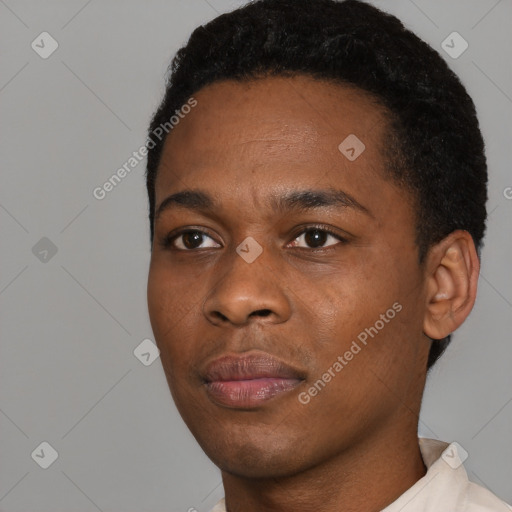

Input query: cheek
[303,249,419,374]
[147,262,200,360]
[147,265,172,339]
[328,264,425,399]
[147,267,201,410]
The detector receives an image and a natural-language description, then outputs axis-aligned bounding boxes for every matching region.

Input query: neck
[220,420,427,512]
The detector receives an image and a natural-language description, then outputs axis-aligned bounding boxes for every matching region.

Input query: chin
[193,419,315,478]
[210,443,307,479]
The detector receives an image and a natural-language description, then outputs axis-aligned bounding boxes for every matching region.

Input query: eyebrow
[155,188,372,219]
[271,189,372,217]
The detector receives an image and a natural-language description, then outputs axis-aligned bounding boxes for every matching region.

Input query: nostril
[213,311,229,322]
[251,309,272,318]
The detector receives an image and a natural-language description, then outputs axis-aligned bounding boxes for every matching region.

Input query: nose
[203,245,291,327]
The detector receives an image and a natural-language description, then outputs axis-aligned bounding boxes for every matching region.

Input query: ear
[423,230,480,340]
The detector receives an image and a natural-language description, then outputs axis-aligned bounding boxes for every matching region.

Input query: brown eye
[168,230,220,250]
[182,231,204,249]
[289,227,347,249]
[304,229,328,248]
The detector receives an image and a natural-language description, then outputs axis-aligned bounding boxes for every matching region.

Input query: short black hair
[145,0,487,370]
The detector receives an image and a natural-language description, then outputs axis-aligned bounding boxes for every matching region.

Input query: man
[145,0,511,510]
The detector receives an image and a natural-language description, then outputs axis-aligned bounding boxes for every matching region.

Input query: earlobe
[423,231,480,340]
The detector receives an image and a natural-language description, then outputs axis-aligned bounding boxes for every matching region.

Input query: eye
[288,226,347,249]
[164,229,221,250]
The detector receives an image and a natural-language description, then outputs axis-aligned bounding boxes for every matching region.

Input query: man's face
[147,76,431,478]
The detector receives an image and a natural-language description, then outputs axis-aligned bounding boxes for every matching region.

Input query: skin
[147,75,479,512]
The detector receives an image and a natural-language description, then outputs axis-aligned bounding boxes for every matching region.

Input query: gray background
[1,0,511,510]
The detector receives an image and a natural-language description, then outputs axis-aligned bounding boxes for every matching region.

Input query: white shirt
[210,438,511,511]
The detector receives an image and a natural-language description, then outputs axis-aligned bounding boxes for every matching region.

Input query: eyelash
[160,224,348,252]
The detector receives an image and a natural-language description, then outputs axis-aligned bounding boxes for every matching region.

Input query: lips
[202,352,305,409]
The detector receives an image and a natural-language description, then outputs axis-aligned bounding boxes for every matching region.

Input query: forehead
[155,75,395,210]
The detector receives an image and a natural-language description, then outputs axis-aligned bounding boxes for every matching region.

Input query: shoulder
[463,481,512,512]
